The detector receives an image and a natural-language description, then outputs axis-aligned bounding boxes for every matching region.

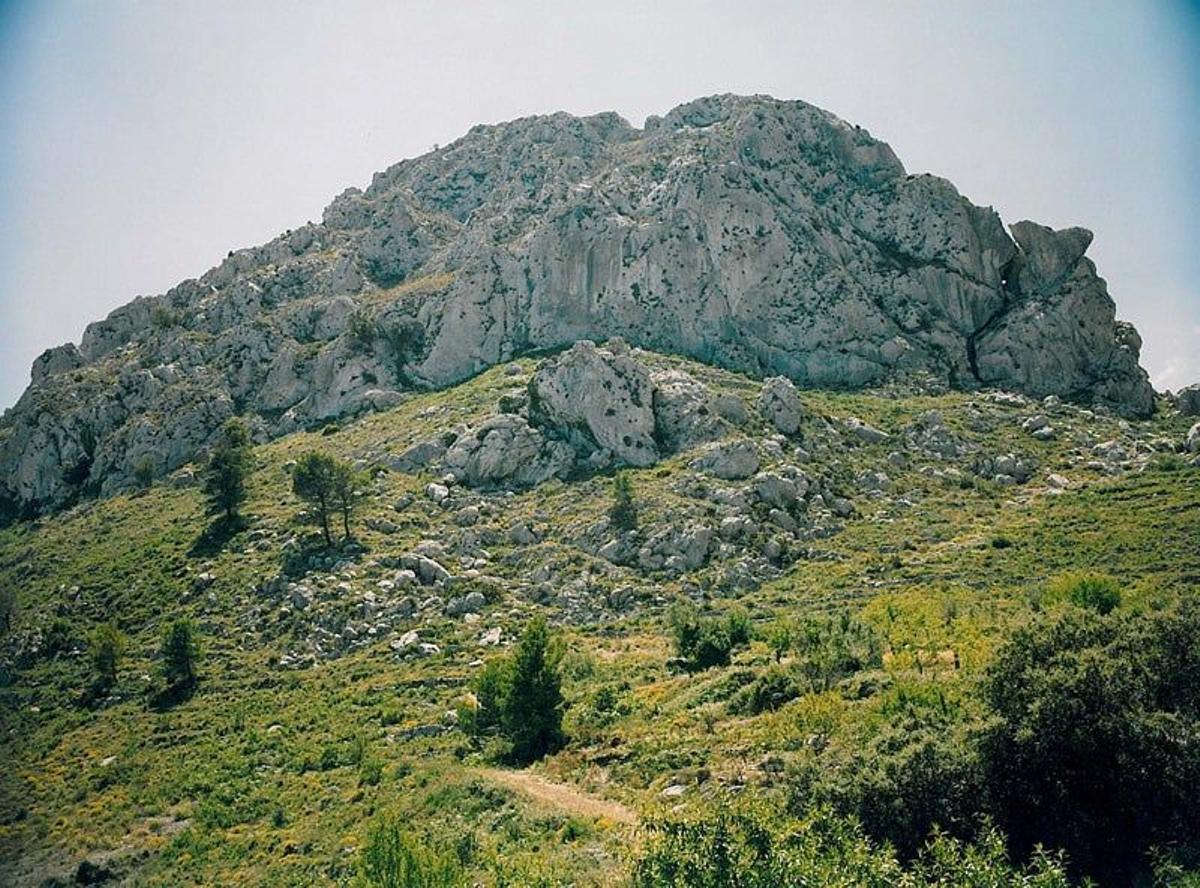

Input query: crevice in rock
[966,257,1020,384]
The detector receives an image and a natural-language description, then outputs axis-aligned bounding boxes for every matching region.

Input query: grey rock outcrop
[651,369,724,450]
[1175,385,1200,417]
[528,340,657,467]
[757,377,805,435]
[0,94,1155,517]
[442,414,574,488]
[690,440,761,480]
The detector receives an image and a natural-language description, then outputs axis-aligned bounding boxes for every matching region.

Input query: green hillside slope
[1,353,1197,886]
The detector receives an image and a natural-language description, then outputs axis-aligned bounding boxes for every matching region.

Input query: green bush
[465,617,566,764]
[765,619,793,662]
[728,667,801,715]
[979,601,1200,882]
[811,718,984,860]
[133,456,156,490]
[357,815,465,887]
[1061,573,1121,614]
[793,612,882,691]
[632,802,1072,887]
[0,585,15,636]
[669,605,752,672]
[347,309,379,354]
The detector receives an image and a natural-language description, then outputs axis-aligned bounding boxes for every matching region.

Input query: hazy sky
[1,1,1197,411]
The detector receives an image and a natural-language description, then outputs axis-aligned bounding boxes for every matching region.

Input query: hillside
[1,345,1197,885]
[1,93,1154,519]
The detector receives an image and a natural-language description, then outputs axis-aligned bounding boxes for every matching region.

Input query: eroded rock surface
[0,94,1156,516]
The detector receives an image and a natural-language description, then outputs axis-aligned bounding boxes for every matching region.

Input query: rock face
[407,342,727,487]
[1175,385,1200,417]
[528,340,658,466]
[0,93,1156,517]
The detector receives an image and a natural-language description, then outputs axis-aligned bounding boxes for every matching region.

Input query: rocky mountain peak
[0,93,1155,518]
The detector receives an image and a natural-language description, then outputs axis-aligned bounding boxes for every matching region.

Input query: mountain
[0,93,1154,519]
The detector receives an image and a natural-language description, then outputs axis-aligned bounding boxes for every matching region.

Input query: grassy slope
[1,355,1196,885]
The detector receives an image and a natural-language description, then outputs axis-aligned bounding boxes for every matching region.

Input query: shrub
[160,618,199,692]
[347,309,378,354]
[980,601,1200,882]
[609,472,638,532]
[358,815,465,887]
[669,605,752,672]
[87,622,126,693]
[728,666,801,715]
[1043,572,1122,614]
[793,612,882,691]
[202,419,253,523]
[150,304,182,329]
[765,619,793,663]
[465,617,565,764]
[0,586,14,636]
[811,718,985,860]
[632,802,1071,887]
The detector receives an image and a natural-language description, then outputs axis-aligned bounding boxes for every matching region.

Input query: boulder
[1176,385,1200,416]
[752,472,803,510]
[529,340,658,466]
[757,376,805,435]
[689,440,760,480]
[443,414,573,488]
[843,417,889,445]
[650,369,723,450]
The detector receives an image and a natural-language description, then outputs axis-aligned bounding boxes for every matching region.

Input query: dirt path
[477,767,638,826]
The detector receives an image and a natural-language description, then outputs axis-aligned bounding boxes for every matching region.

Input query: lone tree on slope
[202,419,253,524]
[292,451,358,547]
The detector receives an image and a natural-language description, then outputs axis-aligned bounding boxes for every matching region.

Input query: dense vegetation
[0,355,1197,885]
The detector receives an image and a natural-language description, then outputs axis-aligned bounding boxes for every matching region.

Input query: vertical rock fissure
[966,258,1019,384]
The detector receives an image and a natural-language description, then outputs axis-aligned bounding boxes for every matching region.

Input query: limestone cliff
[0,94,1154,516]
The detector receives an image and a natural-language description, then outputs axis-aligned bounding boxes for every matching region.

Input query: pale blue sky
[2,0,1197,411]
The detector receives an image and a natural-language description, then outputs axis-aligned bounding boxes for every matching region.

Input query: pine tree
[501,616,566,764]
[292,451,357,546]
[88,622,126,692]
[202,419,253,523]
[161,618,198,691]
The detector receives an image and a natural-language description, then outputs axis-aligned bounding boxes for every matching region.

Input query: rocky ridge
[1,93,1157,517]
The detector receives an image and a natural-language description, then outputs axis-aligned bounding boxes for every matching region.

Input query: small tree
[88,622,126,693]
[333,460,360,542]
[292,451,357,546]
[161,618,198,691]
[609,472,638,532]
[467,616,566,764]
[504,616,566,763]
[202,419,253,523]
